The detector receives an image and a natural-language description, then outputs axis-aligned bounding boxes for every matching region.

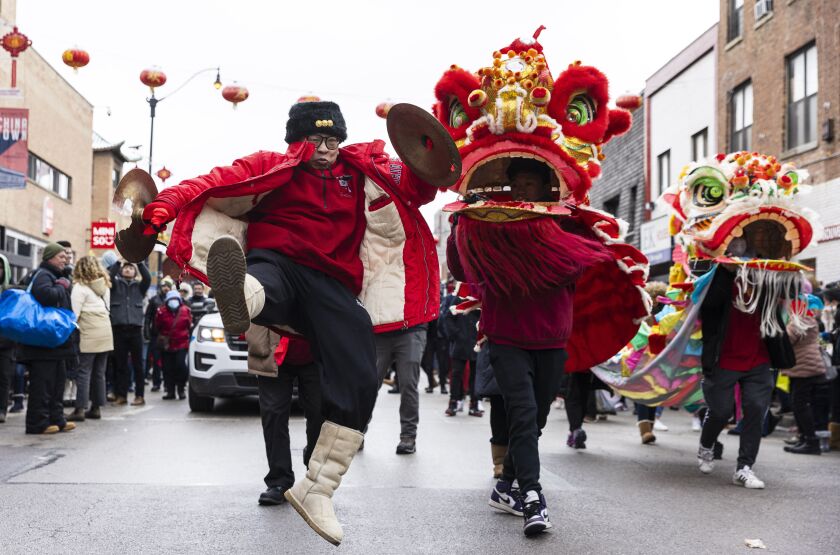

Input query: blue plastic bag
[0,275,77,348]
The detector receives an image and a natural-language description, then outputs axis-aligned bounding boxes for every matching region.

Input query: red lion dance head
[437,27,651,371]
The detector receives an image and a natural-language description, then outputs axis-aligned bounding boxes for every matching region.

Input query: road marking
[100,406,156,421]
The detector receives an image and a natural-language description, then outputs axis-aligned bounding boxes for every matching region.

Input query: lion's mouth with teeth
[462,153,566,202]
[690,208,813,269]
[445,146,578,222]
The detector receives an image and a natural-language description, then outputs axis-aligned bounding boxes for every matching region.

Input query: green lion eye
[566,94,596,125]
[449,98,468,128]
[692,176,726,207]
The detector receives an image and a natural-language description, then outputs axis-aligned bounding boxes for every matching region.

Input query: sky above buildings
[17,0,718,225]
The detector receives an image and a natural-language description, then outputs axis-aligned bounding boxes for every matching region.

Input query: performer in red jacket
[142,100,439,545]
[154,291,192,400]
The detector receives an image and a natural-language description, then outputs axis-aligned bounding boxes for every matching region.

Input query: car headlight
[197,325,226,343]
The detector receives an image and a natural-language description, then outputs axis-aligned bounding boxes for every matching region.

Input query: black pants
[790,376,820,438]
[489,342,566,493]
[248,249,377,431]
[0,348,14,415]
[146,336,163,388]
[700,364,773,469]
[831,378,840,424]
[25,359,67,433]
[113,325,144,398]
[489,394,508,446]
[449,357,476,401]
[162,350,188,393]
[258,364,322,489]
[564,371,591,432]
[636,403,657,421]
[420,330,437,389]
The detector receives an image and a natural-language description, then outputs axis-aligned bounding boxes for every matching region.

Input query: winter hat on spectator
[285,100,347,144]
[165,290,181,303]
[101,251,118,268]
[42,242,65,262]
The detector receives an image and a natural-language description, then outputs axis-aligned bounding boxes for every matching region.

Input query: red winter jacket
[153,140,440,333]
[155,304,192,352]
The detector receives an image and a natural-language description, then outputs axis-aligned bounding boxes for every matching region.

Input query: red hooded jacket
[155,304,192,352]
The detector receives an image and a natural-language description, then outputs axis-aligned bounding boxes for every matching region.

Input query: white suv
[187,312,257,412]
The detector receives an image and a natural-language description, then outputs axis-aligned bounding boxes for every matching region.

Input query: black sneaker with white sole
[207,236,250,334]
[522,491,551,536]
[488,479,523,516]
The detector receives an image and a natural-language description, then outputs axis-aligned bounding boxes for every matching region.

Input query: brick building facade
[717,0,840,282]
[0,2,135,282]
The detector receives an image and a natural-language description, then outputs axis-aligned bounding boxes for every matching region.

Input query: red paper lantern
[616,94,643,111]
[156,166,172,183]
[375,102,393,119]
[62,48,89,71]
[222,84,249,109]
[1,26,31,88]
[1,26,31,57]
[140,67,167,91]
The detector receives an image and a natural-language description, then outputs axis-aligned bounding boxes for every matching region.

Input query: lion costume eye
[692,176,727,207]
[449,97,468,128]
[566,94,596,125]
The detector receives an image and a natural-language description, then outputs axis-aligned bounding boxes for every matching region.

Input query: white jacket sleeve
[70,285,84,317]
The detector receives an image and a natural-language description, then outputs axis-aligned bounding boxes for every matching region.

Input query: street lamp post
[142,66,222,174]
[139,66,222,283]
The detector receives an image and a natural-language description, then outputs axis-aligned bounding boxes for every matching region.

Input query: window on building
[787,43,818,150]
[27,153,72,200]
[754,0,773,21]
[603,194,620,217]
[112,168,121,189]
[692,128,708,161]
[730,82,753,151]
[657,150,671,199]
[728,0,744,41]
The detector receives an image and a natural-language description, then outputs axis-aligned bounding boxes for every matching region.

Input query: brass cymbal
[386,103,462,188]
[112,168,160,263]
[114,216,157,263]
[112,168,158,215]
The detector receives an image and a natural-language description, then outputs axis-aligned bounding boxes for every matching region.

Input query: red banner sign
[0,107,28,189]
[91,221,116,249]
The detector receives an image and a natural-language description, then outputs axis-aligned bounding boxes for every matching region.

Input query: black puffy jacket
[17,262,77,361]
[108,262,151,327]
[442,297,480,361]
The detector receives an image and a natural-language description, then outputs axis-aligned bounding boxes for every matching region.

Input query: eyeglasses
[305,135,340,150]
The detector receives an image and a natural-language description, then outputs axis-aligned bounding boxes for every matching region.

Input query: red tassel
[456,216,613,297]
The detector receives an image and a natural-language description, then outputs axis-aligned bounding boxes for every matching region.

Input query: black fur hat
[284,101,348,144]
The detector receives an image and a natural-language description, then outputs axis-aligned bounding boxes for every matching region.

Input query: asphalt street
[1,384,838,554]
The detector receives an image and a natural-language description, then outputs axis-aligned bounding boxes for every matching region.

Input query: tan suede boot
[491,444,506,479]
[638,420,656,444]
[830,422,840,451]
[284,421,363,546]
